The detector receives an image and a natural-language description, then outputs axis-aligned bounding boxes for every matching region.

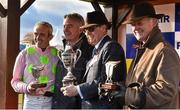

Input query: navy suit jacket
[79,35,126,109]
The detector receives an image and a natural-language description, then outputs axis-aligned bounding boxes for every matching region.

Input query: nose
[35,34,42,41]
[85,29,92,34]
[36,34,40,38]
[63,26,69,32]
[85,31,91,37]
[132,24,139,31]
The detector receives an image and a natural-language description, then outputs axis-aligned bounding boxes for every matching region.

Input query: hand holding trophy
[58,44,81,87]
[31,65,47,89]
[100,61,121,90]
[99,61,121,101]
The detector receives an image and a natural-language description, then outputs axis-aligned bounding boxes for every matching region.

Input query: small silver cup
[99,61,121,91]
[31,65,47,88]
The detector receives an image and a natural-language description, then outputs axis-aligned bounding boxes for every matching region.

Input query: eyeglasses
[85,25,99,32]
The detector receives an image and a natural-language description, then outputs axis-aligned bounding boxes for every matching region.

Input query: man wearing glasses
[61,11,127,109]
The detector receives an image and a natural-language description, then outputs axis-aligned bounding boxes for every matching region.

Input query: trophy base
[32,83,47,89]
[100,82,120,91]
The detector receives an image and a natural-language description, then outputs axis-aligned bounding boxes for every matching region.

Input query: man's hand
[61,85,78,97]
[109,83,126,103]
[27,81,38,95]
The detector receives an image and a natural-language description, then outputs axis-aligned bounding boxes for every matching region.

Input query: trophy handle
[57,49,63,62]
[58,50,70,68]
[74,49,81,66]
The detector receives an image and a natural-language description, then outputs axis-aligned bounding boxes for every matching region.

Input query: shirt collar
[94,34,107,49]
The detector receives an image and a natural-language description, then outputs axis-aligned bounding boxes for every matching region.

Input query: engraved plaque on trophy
[99,61,121,91]
[58,44,81,87]
[31,65,47,88]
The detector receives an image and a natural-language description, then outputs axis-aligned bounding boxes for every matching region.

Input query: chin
[135,35,142,41]
[88,41,94,46]
[37,44,43,48]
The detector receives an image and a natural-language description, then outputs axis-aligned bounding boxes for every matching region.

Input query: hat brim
[80,24,99,29]
[81,22,112,30]
[123,14,165,24]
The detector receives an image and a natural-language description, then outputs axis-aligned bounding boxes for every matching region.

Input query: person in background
[20,32,35,50]
[11,21,59,109]
[52,13,93,109]
[61,11,127,109]
[111,2,180,109]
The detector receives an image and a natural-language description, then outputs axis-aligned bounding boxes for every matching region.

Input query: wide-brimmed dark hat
[123,2,165,24]
[81,11,111,29]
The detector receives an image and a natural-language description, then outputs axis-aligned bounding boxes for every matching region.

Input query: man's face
[85,25,106,46]
[33,25,52,48]
[63,18,83,43]
[130,17,156,42]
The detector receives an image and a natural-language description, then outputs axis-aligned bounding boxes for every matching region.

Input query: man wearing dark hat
[112,1,180,109]
[61,10,127,109]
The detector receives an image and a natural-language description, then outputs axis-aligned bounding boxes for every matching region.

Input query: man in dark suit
[61,11,127,109]
[52,13,93,109]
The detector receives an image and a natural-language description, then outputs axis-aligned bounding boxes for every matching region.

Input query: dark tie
[92,48,97,56]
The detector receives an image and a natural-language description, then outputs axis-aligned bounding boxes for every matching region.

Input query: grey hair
[64,13,85,26]
[34,21,53,36]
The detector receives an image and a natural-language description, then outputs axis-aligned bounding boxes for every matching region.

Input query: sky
[20,0,103,46]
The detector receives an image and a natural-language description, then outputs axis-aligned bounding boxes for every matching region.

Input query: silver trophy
[99,61,121,91]
[31,65,47,88]
[58,44,81,86]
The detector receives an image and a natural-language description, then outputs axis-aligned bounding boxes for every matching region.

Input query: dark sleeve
[102,41,127,82]
[52,60,81,109]
[79,41,127,100]
[72,41,93,84]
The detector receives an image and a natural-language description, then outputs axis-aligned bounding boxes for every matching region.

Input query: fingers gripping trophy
[58,44,81,87]
[99,61,121,101]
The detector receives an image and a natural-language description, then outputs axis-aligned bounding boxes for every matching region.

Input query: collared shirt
[11,45,59,95]
[94,34,107,50]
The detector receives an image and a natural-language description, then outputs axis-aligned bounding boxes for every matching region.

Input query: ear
[102,24,107,29]
[100,25,107,32]
[49,35,53,40]
[150,18,158,27]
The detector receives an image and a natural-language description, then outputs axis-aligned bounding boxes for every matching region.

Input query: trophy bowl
[99,61,121,91]
[31,65,47,88]
[58,44,81,87]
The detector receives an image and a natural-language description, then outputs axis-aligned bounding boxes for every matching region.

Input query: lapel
[96,35,111,52]
[82,35,111,81]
